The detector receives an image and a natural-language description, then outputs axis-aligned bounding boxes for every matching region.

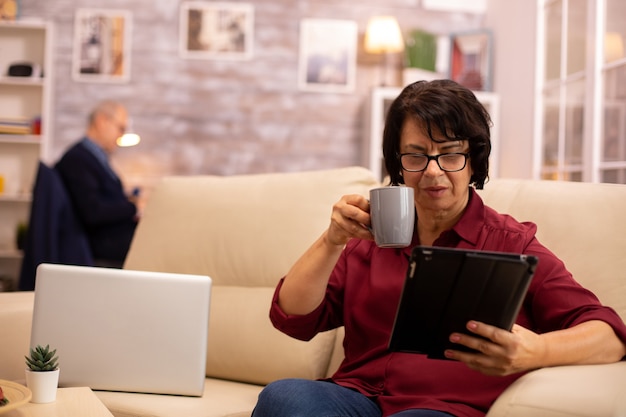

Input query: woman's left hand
[443,321,546,376]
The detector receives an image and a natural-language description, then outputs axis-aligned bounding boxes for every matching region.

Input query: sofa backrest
[0,291,35,381]
[124,166,379,287]
[124,167,380,385]
[477,179,626,322]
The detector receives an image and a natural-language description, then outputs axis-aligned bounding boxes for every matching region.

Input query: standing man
[56,100,139,268]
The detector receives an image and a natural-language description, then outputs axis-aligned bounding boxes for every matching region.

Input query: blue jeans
[251,378,455,417]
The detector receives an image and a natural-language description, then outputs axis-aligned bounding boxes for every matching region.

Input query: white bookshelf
[0,20,53,289]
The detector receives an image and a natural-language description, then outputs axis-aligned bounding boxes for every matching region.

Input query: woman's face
[399,118,473,218]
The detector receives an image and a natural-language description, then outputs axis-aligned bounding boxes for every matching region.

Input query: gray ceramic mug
[369,186,415,248]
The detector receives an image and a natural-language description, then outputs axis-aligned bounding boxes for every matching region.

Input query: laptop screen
[30,263,212,396]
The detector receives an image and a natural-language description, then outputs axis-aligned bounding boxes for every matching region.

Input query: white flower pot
[25,368,60,403]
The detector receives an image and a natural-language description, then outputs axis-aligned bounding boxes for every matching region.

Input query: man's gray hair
[88,100,125,126]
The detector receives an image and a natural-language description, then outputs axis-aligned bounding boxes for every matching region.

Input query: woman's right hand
[326,194,374,246]
[279,193,374,315]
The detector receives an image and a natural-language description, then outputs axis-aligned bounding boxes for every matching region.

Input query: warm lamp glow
[117,133,141,147]
[116,118,140,147]
[605,32,624,63]
[364,16,404,54]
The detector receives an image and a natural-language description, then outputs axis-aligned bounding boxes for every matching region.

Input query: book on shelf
[0,118,36,135]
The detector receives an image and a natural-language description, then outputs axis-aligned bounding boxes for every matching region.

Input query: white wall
[486,0,537,179]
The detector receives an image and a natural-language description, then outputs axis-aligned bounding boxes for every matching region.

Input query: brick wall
[19,0,482,194]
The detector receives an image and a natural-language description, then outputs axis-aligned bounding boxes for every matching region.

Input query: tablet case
[388,246,538,359]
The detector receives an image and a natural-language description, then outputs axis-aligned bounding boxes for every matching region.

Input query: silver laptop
[30,263,212,396]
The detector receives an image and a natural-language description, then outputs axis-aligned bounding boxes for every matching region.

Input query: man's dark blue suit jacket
[19,162,93,290]
[55,139,137,265]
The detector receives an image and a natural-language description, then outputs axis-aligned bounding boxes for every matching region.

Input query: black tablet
[388,246,538,359]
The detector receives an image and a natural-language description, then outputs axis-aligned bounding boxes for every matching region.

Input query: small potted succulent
[24,344,60,403]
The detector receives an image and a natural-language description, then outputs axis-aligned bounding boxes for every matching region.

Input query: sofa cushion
[477,179,626,322]
[97,377,263,417]
[486,362,626,417]
[207,286,336,384]
[123,166,380,287]
[326,326,345,377]
[0,291,34,381]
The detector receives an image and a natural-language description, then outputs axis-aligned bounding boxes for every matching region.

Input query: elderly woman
[252,80,626,417]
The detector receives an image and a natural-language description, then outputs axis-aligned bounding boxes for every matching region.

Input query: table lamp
[364,16,404,85]
[116,118,141,147]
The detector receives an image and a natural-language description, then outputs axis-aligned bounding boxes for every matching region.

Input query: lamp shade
[364,16,404,54]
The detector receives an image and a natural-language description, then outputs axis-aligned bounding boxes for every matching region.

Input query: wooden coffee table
[2,387,113,417]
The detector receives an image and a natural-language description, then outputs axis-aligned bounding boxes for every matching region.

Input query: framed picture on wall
[0,0,19,21]
[298,19,357,93]
[179,1,254,60]
[72,8,132,83]
[422,0,486,13]
[449,29,493,91]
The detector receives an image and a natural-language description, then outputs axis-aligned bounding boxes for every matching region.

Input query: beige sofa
[1,166,625,417]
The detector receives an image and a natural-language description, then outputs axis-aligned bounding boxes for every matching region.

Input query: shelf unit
[0,20,53,290]
[365,86,500,182]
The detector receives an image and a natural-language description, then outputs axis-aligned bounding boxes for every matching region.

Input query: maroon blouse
[270,188,626,417]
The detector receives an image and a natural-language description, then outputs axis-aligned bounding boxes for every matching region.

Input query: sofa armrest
[0,291,34,381]
[487,362,626,417]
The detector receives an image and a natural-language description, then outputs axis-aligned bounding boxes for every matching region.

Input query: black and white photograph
[179,1,253,60]
[72,8,132,83]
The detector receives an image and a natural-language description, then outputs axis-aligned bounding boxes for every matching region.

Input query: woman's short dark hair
[382,79,492,189]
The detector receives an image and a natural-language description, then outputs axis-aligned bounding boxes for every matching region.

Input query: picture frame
[298,19,357,93]
[0,0,19,21]
[72,8,132,83]
[422,0,487,14]
[449,29,493,91]
[179,1,254,60]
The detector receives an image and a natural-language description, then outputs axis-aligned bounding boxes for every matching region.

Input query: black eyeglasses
[398,152,470,172]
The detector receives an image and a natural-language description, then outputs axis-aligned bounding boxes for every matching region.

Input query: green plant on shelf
[405,29,437,71]
[16,221,27,251]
